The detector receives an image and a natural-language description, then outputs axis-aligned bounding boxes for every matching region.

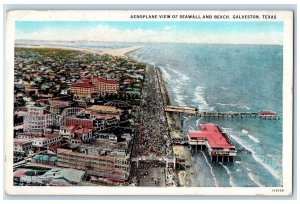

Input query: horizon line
[15,39,283,46]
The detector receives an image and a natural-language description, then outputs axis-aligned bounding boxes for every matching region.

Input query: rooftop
[74,128,93,134]
[95,77,118,84]
[41,168,85,183]
[14,169,30,178]
[61,125,77,132]
[258,111,278,116]
[85,105,122,114]
[14,139,32,145]
[17,132,61,139]
[188,124,235,149]
[33,154,58,162]
[72,82,93,88]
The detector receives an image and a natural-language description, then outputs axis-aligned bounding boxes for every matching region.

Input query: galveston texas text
[130,14,277,20]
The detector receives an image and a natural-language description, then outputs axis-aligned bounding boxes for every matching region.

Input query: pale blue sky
[15,21,283,44]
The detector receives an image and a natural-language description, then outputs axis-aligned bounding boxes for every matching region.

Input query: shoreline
[127,54,195,187]
[103,46,143,57]
[148,63,195,186]
[16,44,143,57]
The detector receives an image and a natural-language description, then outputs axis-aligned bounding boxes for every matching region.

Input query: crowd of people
[132,67,170,158]
[129,161,166,185]
[129,66,175,185]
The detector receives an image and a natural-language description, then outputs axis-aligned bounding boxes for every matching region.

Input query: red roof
[94,77,117,84]
[258,111,277,116]
[14,169,28,178]
[106,177,126,182]
[14,139,31,146]
[97,77,106,83]
[188,124,234,149]
[62,125,77,131]
[74,128,93,134]
[105,79,117,84]
[49,145,61,151]
[82,79,90,83]
[19,107,27,111]
[72,82,93,88]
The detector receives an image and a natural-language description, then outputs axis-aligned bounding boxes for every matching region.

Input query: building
[57,147,130,181]
[65,116,119,131]
[85,105,122,120]
[71,81,94,98]
[59,126,76,140]
[32,154,58,166]
[23,106,55,133]
[187,124,237,162]
[15,107,28,117]
[94,133,118,143]
[91,76,119,94]
[60,125,93,144]
[50,100,71,108]
[50,99,72,114]
[72,127,93,144]
[258,111,278,119]
[65,117,94,129]
[13,139,32,154]
[72,77,119,97]
[13,168,85,186]
[16,132,61,149]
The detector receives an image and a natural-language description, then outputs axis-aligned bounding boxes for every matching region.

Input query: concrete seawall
[155,67,170,106]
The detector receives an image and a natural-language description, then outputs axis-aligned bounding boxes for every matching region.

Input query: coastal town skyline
[16,21,283,45]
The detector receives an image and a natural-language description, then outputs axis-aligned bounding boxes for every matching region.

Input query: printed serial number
[272,189,284,192]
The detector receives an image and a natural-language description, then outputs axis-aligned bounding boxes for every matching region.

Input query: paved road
[139,168,165,187]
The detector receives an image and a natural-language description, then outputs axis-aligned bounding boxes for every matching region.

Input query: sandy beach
[102,46,143,57]
[15,44,142,57]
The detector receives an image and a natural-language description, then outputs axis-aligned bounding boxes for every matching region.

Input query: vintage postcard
[4,10,293,195]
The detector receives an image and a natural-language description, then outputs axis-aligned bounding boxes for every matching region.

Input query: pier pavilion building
[187,124,237,162]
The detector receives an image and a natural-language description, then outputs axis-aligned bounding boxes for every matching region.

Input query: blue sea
[17,40,283,187]
[129,43,283,187]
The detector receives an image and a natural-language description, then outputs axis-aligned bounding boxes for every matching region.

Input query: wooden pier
[165,105,279,120]
[155,67,279,121]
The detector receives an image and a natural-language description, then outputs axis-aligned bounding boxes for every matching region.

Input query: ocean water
[18,40,283,187]
[129,43,283,187]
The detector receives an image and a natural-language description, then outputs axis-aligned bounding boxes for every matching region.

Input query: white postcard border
[4,10,294,196]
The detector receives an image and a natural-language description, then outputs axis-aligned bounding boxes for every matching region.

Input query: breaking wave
[193,86,213,111]
[201,151,218,187]
[220,162,235,187]
[225,128,282,182]
[248,134,260,143]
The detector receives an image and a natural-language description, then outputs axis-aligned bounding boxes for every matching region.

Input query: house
[16,132,62,149]
[60,125,93,144]
[13,139,32,154]
[59,126,76,140]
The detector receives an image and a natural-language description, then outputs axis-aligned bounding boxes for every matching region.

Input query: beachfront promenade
[130,64,177,186]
